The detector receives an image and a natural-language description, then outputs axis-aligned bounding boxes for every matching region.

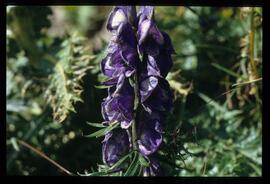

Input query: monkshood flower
[101,6,138,170]
[140,76,173,113]
[136,6,175,176]
[101,76,134,129]
[137,110,165,156]
[101,6,139,129]
[107,6,137,32]
[99,6,175,176]
[102,128,131,167]
[101,23,138,86]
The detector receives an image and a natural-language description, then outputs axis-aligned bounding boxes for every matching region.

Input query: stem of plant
[249,8,262,108]
[132,70,139,151]
[249,7,258,79]
[132,119,138,151]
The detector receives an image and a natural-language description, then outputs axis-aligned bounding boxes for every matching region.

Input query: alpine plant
[100,6,174,176]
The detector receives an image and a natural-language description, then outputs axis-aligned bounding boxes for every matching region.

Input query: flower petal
[140,76,159,102]
[107,6,137,32]
[137,111,163,156]
[141,78,173,113]
[102,129,130,167]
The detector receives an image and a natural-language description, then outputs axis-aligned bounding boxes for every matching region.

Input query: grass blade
[139,154,150,167]
[86,121,106,128]
[124,152,140,176]
[108,151,134,172]
[211,62,241,78]
[84,122,119,138]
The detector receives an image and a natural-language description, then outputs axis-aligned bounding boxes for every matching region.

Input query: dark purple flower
[101,77,134,129]
[160,31,176,55]
[107,6,137,32]
[137,19,164,56]
[101,7,140,88]
[137,111,164,156]
[138,52,173,79]
[102,129,131,167]
[100,6,175,176]
[137,6,154,25]
[137,6,164,56]
[140,76,173,113]
[101,50,135,86]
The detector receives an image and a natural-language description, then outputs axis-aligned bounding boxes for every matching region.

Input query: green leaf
[94,85,111,89]
[108,151,134,172]
[211,62,242,78]
[10,137,20,151]
[78,152,134,176]
[44,33,94,123]
[84,122,119,138]
[139,154,150,167]
[246,161,261,176]
[124,152,140,176]
[77,171,108,176]
[86,121,106,128]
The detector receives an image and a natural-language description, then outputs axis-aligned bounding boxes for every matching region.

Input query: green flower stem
[249,7,258,79]
[132,70,139,151]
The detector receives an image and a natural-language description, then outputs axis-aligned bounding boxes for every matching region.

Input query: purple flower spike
[100,6,175,175]
[102,129,131,167]
[117,23,137,49]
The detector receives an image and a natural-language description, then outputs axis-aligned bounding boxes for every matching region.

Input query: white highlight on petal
[139,19,151,44]
[111,9,127,29]
[138,143,152,156]
[148,76,158,90]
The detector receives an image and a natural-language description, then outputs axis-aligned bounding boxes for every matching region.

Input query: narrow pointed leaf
[86,121,107,128]
[84,122,119,138]
[124,152,140,176]
[108,151,134,172]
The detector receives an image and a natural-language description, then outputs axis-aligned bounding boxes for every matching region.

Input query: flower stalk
[132,72,139,151]
[100,6,175,176]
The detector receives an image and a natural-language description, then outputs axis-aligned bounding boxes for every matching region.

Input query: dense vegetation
[6,6,262,176]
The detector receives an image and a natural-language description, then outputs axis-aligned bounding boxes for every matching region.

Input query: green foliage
[84,122,119,138]
[6,6,262,176]
[44,33,95,122]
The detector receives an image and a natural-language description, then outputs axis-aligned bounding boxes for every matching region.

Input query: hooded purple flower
[135,6,174,176]
[101,19,139,86]
[102,129,131,167]
[101,6,139,129]
[140,76,173,113]
[137,6,175,79]
[107,6,137,32]
[101,76,134,129]
[101,49,135,86]
[137,111,164,156]
[137,6,164,56]
[100,6,175,176]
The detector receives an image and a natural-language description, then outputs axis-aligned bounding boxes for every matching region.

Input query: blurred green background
[6,6,262,176]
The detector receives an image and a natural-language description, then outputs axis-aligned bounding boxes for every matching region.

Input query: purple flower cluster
[100,6,174,175]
